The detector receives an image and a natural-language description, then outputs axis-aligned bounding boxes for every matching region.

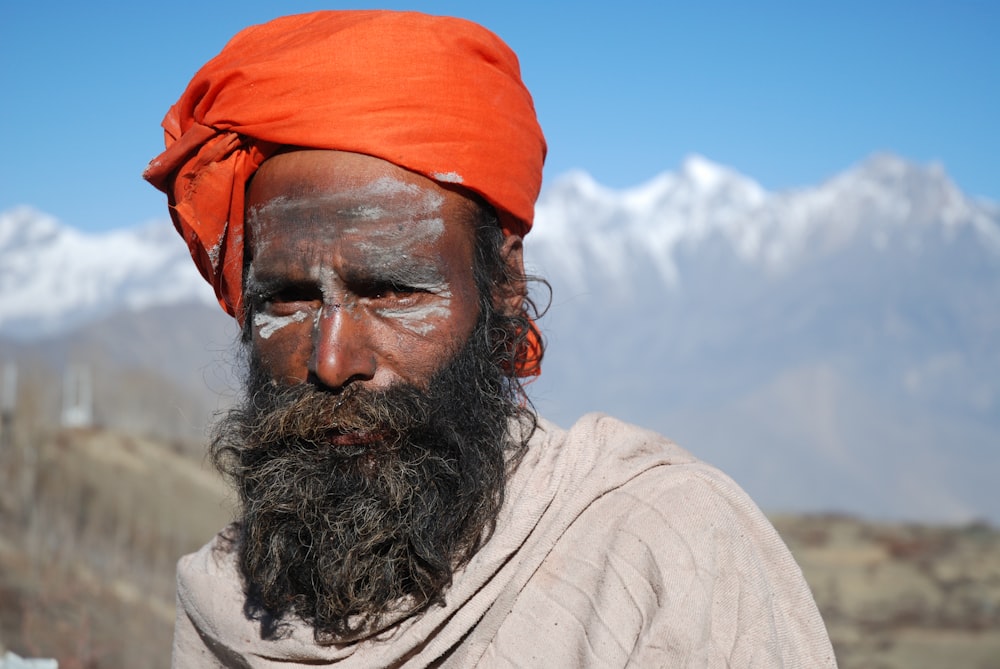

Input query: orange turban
[144,10,546,375]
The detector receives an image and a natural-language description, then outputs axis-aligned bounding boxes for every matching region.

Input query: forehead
[245,149,477,234]
[243,150,481,285]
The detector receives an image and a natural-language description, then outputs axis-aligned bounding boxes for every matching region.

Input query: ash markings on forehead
[338,204,387,220]
[253,310,310,339]
[248,177,445,224]
[246,179,449,261]
[346,177,446,229]
[352,217,445,257]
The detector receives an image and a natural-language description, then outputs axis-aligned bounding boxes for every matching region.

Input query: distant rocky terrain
[777,516,1000,668]
[0,424,997,668]
[0,423,230,669]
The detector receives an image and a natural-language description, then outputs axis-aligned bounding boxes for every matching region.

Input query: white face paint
[253,310,309,339]
[243,150,485,388]
[352,217,446,267]
[373,302,454,335]
[307,261,455,337]
[246,161,473,337]
[248,177,445,229]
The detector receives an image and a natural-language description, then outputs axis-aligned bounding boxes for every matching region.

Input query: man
[146,11,837,668]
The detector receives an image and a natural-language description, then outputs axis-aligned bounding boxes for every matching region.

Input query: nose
[308,304,377,390]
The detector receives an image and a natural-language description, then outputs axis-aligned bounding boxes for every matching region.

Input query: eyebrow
[343,258,446,288]
[243,274,298,303]
[245,256,447,295]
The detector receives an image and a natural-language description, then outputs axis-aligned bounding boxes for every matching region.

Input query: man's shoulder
[542,411,695,461]
[544,411,778,544]
[527,410,806,585]
[537,411,823,622]
[533,411,697,484]
[512,414,837,668]
[537,411,751,513]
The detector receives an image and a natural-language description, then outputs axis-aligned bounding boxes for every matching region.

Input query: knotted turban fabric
[144,10,546,375]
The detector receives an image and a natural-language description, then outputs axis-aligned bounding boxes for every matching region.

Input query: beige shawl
[173,414,837,667]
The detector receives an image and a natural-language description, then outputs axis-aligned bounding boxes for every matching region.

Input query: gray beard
[210,316,526,642]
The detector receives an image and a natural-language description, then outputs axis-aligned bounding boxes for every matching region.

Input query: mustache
[233,379,433,458]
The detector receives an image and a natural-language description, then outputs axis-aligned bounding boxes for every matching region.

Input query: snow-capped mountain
[2,154,998,524]
[525,154,1000,525]
[532,153,999,286]
[0,207,216,337]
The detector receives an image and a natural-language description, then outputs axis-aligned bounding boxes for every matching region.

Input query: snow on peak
[0,208,216,339]
[815,152,985,233]
[547,169,614,202]
[0,205,66,252]
[674,155,767,202]
[680,154,727,191]
[529,154,997,288]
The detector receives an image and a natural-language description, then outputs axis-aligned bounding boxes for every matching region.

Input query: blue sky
[2,1,997,233]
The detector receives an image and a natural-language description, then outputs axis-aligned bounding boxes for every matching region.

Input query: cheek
[252,321,314,382]
[368,297,479,383]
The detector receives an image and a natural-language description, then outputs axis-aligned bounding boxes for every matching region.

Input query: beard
[210,314,527,642]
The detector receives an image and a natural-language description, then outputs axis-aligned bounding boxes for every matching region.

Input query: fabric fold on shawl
[172,414,837,668]
[144,10,546,375]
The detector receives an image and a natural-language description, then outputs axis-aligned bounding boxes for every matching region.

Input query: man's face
[244,149,483,397]
[217,149,530,640]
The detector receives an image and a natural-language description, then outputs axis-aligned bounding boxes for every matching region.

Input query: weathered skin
[243,150,486,393]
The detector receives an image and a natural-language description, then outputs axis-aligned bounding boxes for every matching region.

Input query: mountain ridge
[532,153,998,289]
[0,206,216,338]
[2,153,998,524]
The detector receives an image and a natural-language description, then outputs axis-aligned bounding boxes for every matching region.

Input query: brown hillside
[1,423,997,668]
[776,515,1000,669]
[0,423,230,668]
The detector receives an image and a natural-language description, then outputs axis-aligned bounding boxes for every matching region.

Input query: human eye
[359,279,426,302]
[251,281,322,316]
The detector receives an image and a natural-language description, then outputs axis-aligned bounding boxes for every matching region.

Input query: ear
[494,233,527,317]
